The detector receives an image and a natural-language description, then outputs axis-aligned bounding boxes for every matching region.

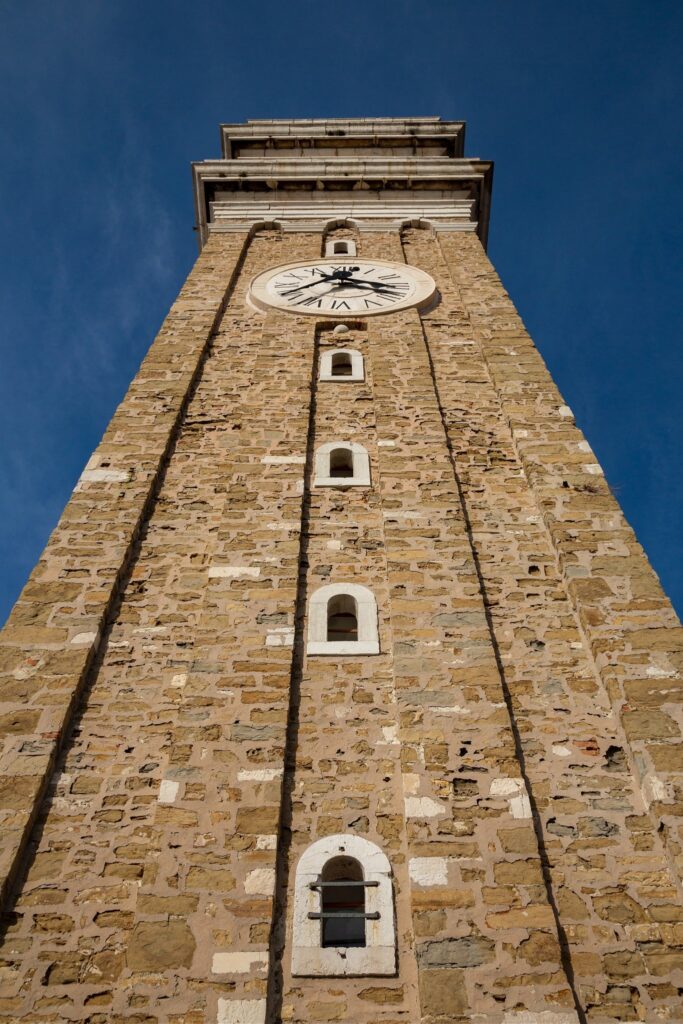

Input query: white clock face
[247,258,437,317]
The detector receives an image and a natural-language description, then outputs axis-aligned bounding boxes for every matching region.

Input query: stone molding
[319,348,365,383]
[307,582,379,655]
[193,118,492,249]
[291,833,396,977]
[313,441,371,488]
[220,116,464,155]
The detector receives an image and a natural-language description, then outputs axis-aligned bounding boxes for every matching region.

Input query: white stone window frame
[313,441,371,488]
[324,239,357,257]
[292,834,395,977]
[319,348,365,383]
[307,582,379,656]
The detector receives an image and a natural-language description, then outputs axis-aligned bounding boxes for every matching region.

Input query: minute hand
[280,273,335,296]
[338,278,404,295]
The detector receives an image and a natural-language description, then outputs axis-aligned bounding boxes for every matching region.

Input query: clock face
[247,258,437,317]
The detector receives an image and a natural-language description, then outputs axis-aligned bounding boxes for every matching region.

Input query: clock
[247,258,437,317]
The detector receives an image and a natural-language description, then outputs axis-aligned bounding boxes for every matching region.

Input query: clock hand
[280,272,336,296]
[331,277,403,295]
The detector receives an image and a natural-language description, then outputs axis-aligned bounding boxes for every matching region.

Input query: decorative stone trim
[313,441,371,488]
[324,239,357,257]
[291,834,396,977]
[307,583,379,656]
[319,348,364,382]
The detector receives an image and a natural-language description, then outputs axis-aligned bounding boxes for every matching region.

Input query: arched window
[331,351,353,377]
[319,349,364,383]
[327,594,358,641]
[292,834,396,976]
[307,583,379,655]
[313,442,370,488]
[329,448,354,479]
[324,239,357,257]
[319,856,366,948]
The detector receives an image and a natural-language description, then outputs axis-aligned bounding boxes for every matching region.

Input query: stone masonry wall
[0,221,681,1024]
[0,229,318,1022]
[403,227,683,1020]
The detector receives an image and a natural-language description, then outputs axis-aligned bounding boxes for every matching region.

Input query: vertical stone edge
[437,230,683,884]
[0,231,251,910]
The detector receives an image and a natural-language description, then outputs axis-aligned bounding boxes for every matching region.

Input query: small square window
[324,239,357,257]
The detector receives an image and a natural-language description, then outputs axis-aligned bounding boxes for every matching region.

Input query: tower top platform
[192,116,492,249]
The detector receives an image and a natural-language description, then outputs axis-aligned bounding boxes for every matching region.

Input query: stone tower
[0,118,681,1024]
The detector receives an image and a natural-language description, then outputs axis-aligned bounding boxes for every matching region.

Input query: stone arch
[291,834,395,976]
[313,441,371,488]
[307,583,379,656]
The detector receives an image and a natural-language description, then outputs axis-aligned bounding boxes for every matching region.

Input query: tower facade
[0,118,681,1023]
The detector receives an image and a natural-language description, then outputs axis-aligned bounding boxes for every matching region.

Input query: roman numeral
[329,300,351,310]
[378,273,401,280]
[293,296,323,307]
[363,299,382,308]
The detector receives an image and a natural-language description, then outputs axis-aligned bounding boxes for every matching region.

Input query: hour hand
[337,277,402,295]
[280,273,334,296]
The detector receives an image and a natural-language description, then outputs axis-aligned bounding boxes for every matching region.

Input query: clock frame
[247,257,437,317]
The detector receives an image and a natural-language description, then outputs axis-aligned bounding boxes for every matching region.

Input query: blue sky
[1,0,681,623]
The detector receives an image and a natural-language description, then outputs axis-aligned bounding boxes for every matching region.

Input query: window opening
[309,856,378,948]
[331,352,353,377]
[327,594,358,642]
[325,239,357,258]
[329,448,354,478]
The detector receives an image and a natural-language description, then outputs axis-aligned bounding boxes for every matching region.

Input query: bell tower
[0,118,681,1024]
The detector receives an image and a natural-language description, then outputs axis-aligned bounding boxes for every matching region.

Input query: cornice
[219,117,466,157]
[192,157,493,250]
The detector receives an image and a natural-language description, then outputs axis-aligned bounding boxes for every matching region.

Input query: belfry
[0,118,681,1023]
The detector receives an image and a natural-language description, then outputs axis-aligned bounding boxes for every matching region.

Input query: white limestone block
[217,999,267,1024]
[409,857,448,886]
[70,632,97,645]
[244,868,276,895]
[209,565,260,579]
[75,466,130,490]
[490,777,532,819]
[256,835,277,850]
[261,455,305,464]
[212,951,268,974]
[158,779,179,804]
[641,772,672,808]
[265,627,294,647]
[404,796,446,818]
[380,724,399,745]
[237,768,283,782]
